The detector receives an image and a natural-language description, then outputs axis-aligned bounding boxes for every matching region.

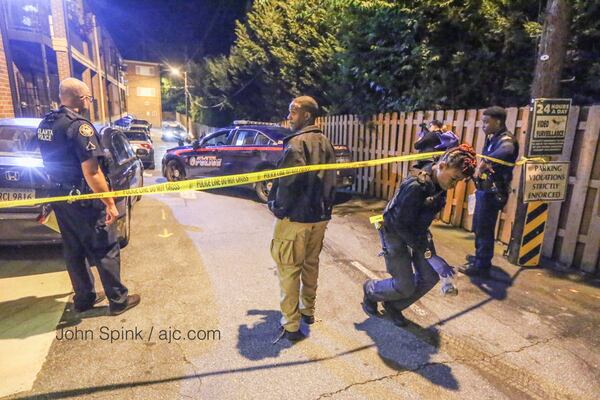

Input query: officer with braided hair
[362,145,477,326]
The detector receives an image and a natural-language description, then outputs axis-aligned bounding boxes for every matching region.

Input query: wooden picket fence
[314,106,600,274]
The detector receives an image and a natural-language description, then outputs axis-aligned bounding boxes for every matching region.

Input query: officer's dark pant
[366,229,439,311]
[52,200,128,309]
[473,191,504,270]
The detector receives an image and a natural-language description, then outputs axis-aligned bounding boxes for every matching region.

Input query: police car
[0,118,143,246]
[161,121,355,202]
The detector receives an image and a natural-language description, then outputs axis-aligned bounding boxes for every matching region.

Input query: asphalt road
[1,134,598,399]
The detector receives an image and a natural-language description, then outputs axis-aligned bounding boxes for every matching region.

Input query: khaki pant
[271,218,329,332]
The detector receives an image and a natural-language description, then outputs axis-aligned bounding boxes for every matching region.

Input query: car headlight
[14,156,44,167]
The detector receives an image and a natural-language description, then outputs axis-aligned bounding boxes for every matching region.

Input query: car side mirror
[192,139,201,148]
[177,139,184,147]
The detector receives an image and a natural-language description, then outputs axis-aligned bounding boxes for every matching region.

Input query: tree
[190,0,600,124]
[161,76,183,113]
[193,0,344,124]
[331,0,543,115]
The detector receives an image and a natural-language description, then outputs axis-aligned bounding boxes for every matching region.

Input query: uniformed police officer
[362,145,477,326]
[459,106,519,278]
[37,78,140,315]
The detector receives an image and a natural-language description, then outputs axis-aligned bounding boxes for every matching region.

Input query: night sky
[90,0,252,64]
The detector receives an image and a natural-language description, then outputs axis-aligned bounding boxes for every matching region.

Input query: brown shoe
[109,294,141,316]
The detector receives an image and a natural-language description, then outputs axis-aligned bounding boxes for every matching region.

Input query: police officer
[459,106,519,278]
[37,78,140,315]
[363,145,477,326]
[413,120,459,170]
[268,96,336,342]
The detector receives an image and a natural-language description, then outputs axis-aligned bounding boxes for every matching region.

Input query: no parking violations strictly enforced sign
[523,162,569,202]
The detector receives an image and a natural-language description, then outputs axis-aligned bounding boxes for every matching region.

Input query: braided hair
[439,144,477,178]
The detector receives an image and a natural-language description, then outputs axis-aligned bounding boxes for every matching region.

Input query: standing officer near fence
[459,106,519,278]
[268,96,336,342]
[37,78,140,315]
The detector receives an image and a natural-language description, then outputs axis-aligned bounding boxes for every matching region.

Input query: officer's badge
[424,249,432,259]
[79,124,94,137]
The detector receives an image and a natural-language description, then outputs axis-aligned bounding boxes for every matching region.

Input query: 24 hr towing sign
[524,162,569,202]
[528,98,571,156]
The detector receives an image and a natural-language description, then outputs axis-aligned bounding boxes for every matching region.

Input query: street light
[169,66,189,133]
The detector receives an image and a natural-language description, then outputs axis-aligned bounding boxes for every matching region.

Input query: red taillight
[139,143,153,150]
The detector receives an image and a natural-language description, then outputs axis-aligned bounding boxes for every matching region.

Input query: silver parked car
[0,118,144,246]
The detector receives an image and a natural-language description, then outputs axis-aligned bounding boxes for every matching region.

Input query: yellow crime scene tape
[479,155,546,167]
[0,151,545,209]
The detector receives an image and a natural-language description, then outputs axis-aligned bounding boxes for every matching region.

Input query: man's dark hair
[292,96,319,121]
[483,106,507,123]
[429,120,443,129]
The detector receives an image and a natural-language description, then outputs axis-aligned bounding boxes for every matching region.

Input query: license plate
[0,188,35,202]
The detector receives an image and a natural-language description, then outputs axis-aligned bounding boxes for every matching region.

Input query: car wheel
[255,177,274,203]
[118,200,131,248]
[166,160,185,181]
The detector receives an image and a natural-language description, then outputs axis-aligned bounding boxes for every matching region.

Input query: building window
[136,87,156,97]
[135,65,155,76]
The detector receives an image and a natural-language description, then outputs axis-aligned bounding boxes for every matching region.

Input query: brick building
[123,59,162,127]
[0,0,127,123]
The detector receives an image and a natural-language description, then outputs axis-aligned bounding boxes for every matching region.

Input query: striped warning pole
[518,201,549,266]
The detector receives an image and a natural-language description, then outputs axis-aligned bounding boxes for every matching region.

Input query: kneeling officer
[37,78,140,315]
[362,145,477,326]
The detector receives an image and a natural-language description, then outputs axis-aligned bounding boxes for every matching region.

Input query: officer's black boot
[301,314,315,325]
[458,263,491,279]
[382,302,408,327]
[361,281,379,316]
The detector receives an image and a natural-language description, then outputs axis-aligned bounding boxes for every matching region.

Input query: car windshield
[126,132,148,141]
[0,126,39,154]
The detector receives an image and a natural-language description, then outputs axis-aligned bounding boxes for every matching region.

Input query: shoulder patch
[79,124,94,137]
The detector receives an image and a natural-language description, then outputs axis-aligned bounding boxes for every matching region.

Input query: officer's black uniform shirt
[37,106,104,186]
[414,130,442,153]
[481,127,519,194]
[383,163,446,251]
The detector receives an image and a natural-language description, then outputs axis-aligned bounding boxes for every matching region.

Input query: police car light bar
[233,120,281,127]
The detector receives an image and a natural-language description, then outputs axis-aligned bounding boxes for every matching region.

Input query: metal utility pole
[507,0,572,264]
[184,70,189,133]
